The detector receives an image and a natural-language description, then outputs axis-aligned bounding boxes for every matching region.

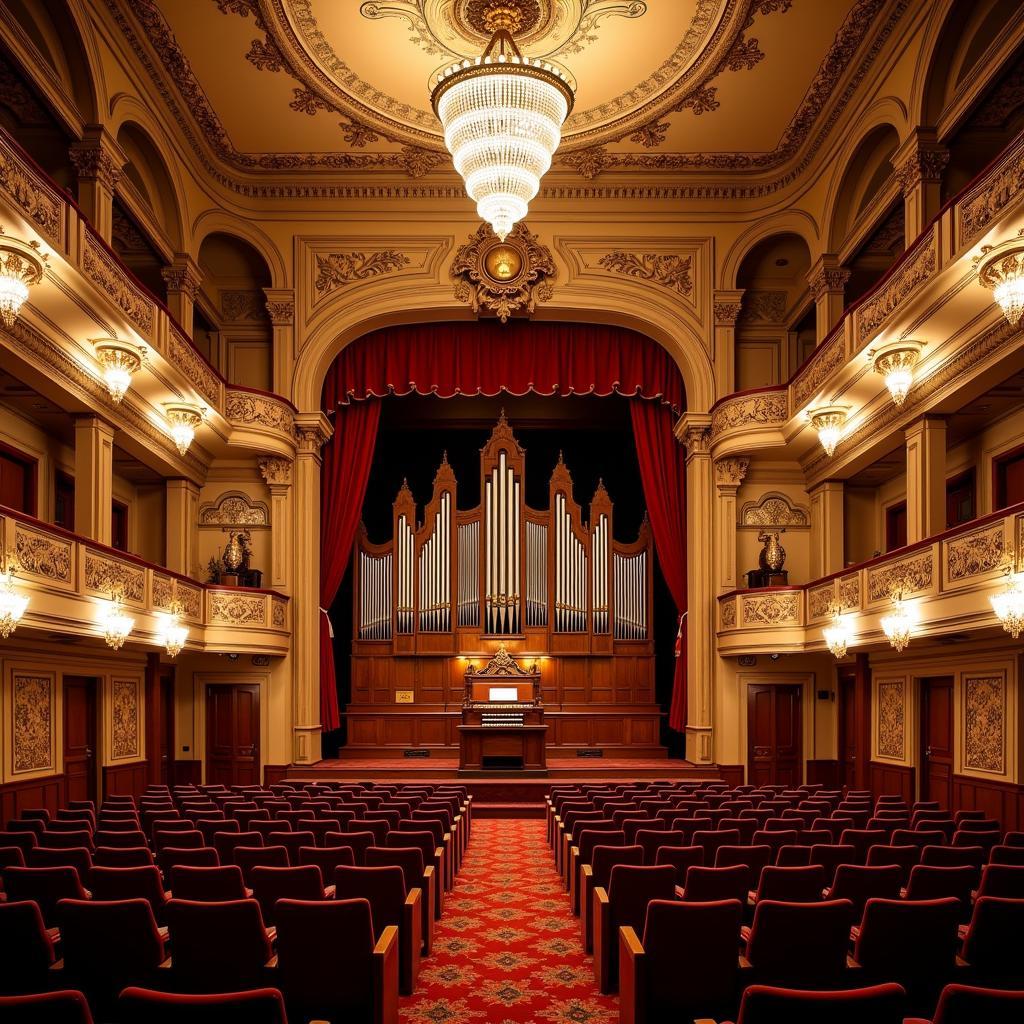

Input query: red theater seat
[719,983,906,1024]
[169,864,247,902]
[0,900,56,995]
[0,990,94,1024]
[929,983,1024,1024]
[959,896,1024,984]
[118,986,287,1024]
[1,865,88,927]
[250,864,328,925]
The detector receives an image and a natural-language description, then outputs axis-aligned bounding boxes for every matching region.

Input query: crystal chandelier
[871,339,923,407]
[157,599,188,658]
[807,405,848,458]
[94,338,145,403]
[0,557,29,639]
[99,591,134,650]
[0,232,47,328]
[164,402,204,456]
[823,607,852,659]
[976,236,1024,325]
[881,595,913,652]
[991,571,1024,639]
[431,4,574,241]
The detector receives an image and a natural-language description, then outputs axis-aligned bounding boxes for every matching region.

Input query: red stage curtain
[630,399,688,732]
[319,397,380,732]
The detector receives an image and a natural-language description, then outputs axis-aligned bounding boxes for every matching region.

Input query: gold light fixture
[157,584,189,658]
[99,590,134,650]
[0,553,29,639]
[991,569,1024,640]
[0,230,47,328]
[164,402,205,456]
[881,594,914,652]
[807,405,849,458]
[976,235,1024,325]
[870,339,923,407]
[94,338,145,403]
[823,606,852,659]
[430,3,574,240]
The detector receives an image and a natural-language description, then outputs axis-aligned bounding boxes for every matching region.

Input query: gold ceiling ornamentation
[313,251,411,297]
[597,251,693,297]
[450,222,555,322]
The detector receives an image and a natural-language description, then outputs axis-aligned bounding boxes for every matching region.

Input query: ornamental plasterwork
[808,585,834,620]
[272,598,288,628]
[792,330,845,408]
[867,553,933,603]
[964,675,1005,775]
[15,525,72,583]
[13,673,53,774]
[958,132,1024,245]
[741,592,799,626]
[259,457,293,486]
[209,592,267,626]
[806,263,850,302]
[946,524,1005,582]
[82,232,154,334]
[220,289,267,321]
[714,457,749,488]
[450,222,556,323]
[894,142,949,194]
[710,390,787,439]
[839,575,860,611]
[720,599,736,628]
[855,232,937,344]
[313,251,411,297]
[160,262,203,299]
[169,324,223,408]
[198,492,271,529]
[84,552,146,602]
[111,678,140,760]
[808,576,858,619]
[876,679,905,760]
[0,137,64,243]
[713,301,743,327]
[739,492,809,529]
[153,575,204,619]
[738,290,787,325]
[263,289,295,326]
[225,391,296,436]
[597,252,693,298]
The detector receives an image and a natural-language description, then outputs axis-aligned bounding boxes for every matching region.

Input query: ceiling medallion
[431,14,574,239]
[450,221,555,322]
[464,0,543,36]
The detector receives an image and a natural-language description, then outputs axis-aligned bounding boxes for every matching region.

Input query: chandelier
[94,338,145,404]
[807,405,848,458]
[99,591,134,650]
[881,595,914,652]
[157,598,188,658]
[823,607,852,659]
[431,4,574,241]
[991,570,1024,639]
[871,339,923,407]
[976,236,1024,325]
[0,556,29,639]
[164,402,205,456]
[0,231,47,329]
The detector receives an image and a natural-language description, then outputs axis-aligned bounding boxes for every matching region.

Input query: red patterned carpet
[401,819,620,1023]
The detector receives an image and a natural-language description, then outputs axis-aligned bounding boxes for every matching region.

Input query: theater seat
[365,845,436,956]
[169,864,247,902]
[0,990,94,1024]
[118,986,287,1024]
[1,865,88,927]
[580,843,644,953]
[928,983,1024,1024]
[716,982,906,1024]
[0,900,56,995]
[959,896,1024,984]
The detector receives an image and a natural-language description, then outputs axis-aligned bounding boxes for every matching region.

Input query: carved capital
[713,289,745,327]
[258,456,293,486]
[715,456,749,488]
[161,254,203,299]
[263,287,295,326]
[293,412,333,455]
[676,412,713,459]
[892,129,949,194]
[69,126,126,192]
[806,255,850,302]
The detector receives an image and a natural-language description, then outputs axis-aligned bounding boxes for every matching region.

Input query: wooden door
[838,673,857,790]
[747,684,802,787]
[921,677,954,807]
[63,676,98,804]
[160,671,175,786]
[206,684,260,787]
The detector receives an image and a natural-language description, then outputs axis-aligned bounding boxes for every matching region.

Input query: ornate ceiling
[113,0,901,182]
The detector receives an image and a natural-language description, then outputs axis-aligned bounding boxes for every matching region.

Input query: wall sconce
[991,566,1024,640]
[164,402,205,456]
[0,553,29,639]
[0,230,47,328]
[94,338,145,403]
[881,593,914,652]
[806,405,849,457]
[823,605,852,659]
[976,233,1024,325]
[99,590,134,650]
[870,339,923,407]
[157,600,189,658]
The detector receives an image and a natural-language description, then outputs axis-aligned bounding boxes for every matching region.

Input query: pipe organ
[353,413,653,657]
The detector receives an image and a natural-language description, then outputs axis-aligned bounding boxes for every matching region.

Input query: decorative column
[712,290,744,399]
[292,412,333,765]
[259,457,293,591]
[714,456,748,594]
[161,255,204,336]
[893,129,949,246]
[678,412,714,765]
[905,416,946,543]
[165,478,200,576]
[806,255,850,342]
[73,415,115,545]
[808,480,845,578]
[263,289,295,397]
[69,126,126,244]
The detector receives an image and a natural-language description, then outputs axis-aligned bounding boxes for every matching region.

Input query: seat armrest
[373,925,400,1024]
[324,884,336,899]
[401,887,423,996]
[266,954,279,968]
[158,956,172,970]
[618,926,646,1024]
[593,886,612,993]
[49,959,64,971]
[265,926,277,946]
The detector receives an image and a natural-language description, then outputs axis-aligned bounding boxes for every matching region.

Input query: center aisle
[401,818,620,1023]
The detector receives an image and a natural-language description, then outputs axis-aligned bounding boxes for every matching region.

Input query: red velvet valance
[322,321,685,415]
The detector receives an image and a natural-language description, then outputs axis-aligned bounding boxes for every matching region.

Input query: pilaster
[259,457,293,591]
[809,480,845,578]
[905,416,947,543]
[714,456,748,594]
[69,126,126,243]
[165,478,200,577]
[161,255,204,337]
[806,255,850,342]
[893,129,949,246]
[264,288,296,396]
[712,290,744,398]
[73,415,115,545]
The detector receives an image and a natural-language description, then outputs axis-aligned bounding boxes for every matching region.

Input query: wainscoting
[869,760,915,802]
[806,759,840,788]
[0,774,65,819]
[102,760,148,798]
[953,774,1024,832]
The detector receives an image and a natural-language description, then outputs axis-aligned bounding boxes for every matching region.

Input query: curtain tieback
[320,607,335,639]
[674,611,687,657]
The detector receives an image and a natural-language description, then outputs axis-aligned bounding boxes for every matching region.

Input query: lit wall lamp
[157,601,188,657]
[99,589,134,650]
[881,592,914,652]
[0,552,28,639]
[806,405,849,457]
[991,547,1024,639]
[823,605,853,659]
[870,339,924,407]
[0,229,47,328]
[164,402,205,456]
[94,338,146,403]
[976,232,1024,325]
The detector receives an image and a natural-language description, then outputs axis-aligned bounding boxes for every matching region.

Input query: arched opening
[735,233,813,389]
[195,232,274,391]
[115,121,184,251]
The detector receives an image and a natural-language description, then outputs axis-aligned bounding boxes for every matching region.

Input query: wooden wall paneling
[869,760,915,801]
[0,774,65,820]
[806,759,840,788]
[952,775,1024,832]
[103,760,147,798]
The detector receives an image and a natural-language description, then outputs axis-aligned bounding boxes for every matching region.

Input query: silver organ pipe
[485,451,520,634]
[525,521,547,626]
[358,550,392,640]
[418,492,451,632]
[458,521,479,626]
[613,550,647,640]
[395,514,414,634]
[554,493,587,632]
[592,513,609,634]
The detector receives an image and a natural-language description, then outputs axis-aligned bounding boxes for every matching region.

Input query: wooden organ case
[349,413,660,761]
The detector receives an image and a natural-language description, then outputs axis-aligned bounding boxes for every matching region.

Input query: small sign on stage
[395,690,414,704]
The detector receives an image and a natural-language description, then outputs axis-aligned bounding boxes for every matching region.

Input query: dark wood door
[838,673,857,790]
[160,671,175,786]
[63,676,98,804]
[206,684,260,787]
[748,684,802,787]
[921,677,954,807]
